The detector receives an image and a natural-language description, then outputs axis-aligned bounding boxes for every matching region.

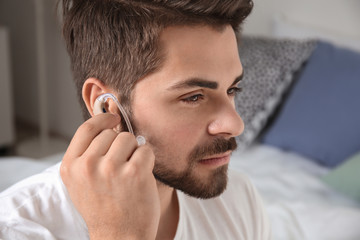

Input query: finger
[106,132,138,163]
[84,129,118,156]
[65,113,121,158]
[128,144,155,171]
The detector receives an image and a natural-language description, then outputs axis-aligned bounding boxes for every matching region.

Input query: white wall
[243,0,360,39]
[42,0,83,139]
[0,0,39,126]
[0,0,82,140]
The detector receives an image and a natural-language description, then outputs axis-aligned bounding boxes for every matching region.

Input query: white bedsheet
[230,144,360,240]
[0,153,63,192]
[1,146,360,240]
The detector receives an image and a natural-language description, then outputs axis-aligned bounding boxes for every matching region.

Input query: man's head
[60,0,252,198]
[61,0,252,117]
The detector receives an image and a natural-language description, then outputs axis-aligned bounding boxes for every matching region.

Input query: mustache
[189,137,237,161]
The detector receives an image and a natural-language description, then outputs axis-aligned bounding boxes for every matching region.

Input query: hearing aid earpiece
[94,93,133,133]
[94,93,146,146]
[93,95,108,115]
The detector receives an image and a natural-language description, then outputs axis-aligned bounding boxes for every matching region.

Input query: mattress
[230,144,360,240]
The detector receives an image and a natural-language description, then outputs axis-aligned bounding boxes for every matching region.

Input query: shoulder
[0,163,87,239]
[0,163,63,205]
[225,169,272,239]
[225,169,259,200]
[217,169,264,220]
[176,169,272,240]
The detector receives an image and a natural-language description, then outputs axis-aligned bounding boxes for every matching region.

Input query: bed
[232,13,360,239]
[231,145,360,240]
[1,145,359,239]
[1,14,360,240]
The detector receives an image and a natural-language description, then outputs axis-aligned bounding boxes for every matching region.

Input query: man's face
[131,25,244,199]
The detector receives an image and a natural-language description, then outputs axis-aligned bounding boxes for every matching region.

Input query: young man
[0,0,271,239]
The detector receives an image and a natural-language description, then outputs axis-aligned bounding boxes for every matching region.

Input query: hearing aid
[94,93,146,146]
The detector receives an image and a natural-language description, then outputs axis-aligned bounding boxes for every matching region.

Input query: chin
[154,164,229,199]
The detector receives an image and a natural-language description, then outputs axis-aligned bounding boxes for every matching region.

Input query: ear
[82,78,120,117]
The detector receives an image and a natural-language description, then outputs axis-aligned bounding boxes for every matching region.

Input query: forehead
[158,25,242,82]
[133,25,242,96]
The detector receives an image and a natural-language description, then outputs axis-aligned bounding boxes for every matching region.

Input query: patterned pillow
[235,37,317,150]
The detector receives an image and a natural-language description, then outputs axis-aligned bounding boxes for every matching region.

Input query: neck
[155,182,179,240]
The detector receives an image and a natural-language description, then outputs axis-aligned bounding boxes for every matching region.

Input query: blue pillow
[261,41,360,167]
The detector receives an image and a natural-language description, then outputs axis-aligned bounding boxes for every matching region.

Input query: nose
[207,101,244,138]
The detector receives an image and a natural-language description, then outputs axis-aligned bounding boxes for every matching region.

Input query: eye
[227,87,242,96]
[182,94,204,104]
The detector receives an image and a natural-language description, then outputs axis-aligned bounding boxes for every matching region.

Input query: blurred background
[0,0,359,158]
[1,1,360,238]
[0,0,82,158]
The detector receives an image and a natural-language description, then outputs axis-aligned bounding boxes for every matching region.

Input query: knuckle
[100,158,117,177]
[123,161,140,178]
[79,121,96,133]
[99,129,117,140]
[102,128,115,135]
[60,162,69,178]
[78,155,96,178]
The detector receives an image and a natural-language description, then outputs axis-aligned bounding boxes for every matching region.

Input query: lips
[199,151,231,166]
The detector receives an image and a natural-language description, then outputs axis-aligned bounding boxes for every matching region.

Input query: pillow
[235,37,316,150]
[261,41,360,167]
[322,151,360,202]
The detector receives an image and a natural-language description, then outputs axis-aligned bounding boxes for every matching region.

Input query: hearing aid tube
[94,93,146,146]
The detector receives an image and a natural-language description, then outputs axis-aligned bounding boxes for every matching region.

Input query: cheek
[146,113,202,146]
[132,89,211,156]
[134,106,205,156]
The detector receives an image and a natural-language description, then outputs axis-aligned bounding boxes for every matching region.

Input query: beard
[152,137,237,199]
[130,106,237,199]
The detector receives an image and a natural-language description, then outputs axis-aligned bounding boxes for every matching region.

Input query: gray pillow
[236,37,317,149]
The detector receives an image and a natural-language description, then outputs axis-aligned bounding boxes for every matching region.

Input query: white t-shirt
[0,163,271,240]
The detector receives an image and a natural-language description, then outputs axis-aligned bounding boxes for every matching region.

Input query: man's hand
[60,113,160,240]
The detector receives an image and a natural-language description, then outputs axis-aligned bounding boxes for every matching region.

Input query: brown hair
[60,0,253,120]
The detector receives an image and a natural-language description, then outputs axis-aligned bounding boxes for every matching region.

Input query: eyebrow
[167,72,244,91]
